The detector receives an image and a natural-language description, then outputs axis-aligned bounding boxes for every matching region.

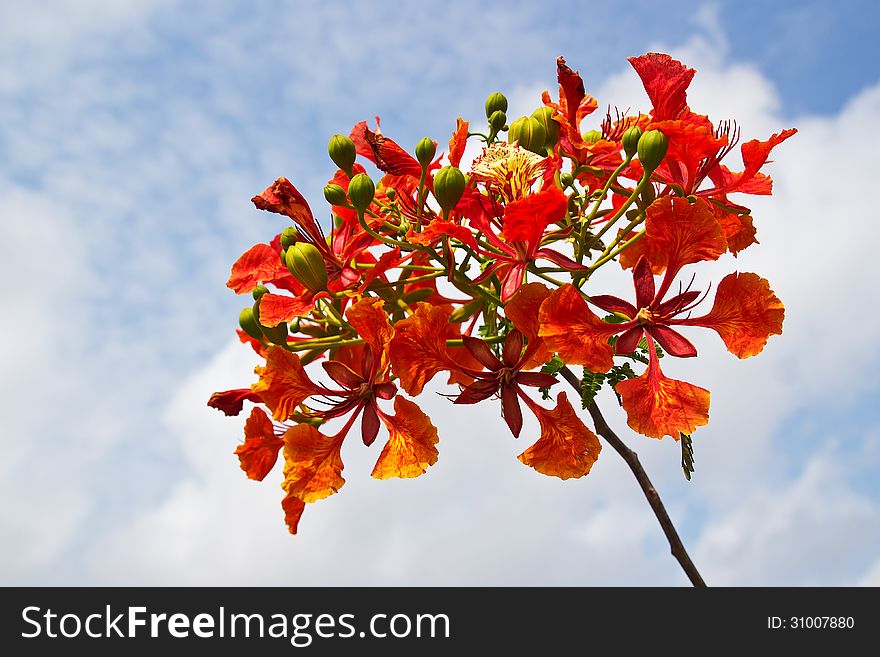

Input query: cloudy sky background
[1,0,878,586]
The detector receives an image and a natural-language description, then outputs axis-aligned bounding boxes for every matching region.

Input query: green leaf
[680,432,695,481]
[580,368,604,409]
[539,355,566,400]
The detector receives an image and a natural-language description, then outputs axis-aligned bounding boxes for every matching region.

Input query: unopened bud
[637,129,668,172]
[489,110,506,133]
[433,166,466,212]
[582,129,602,144]
[385,187,396,201]
[622,126,643,157]
[239,307,264,341]
[560,172,574,188]
[531,107,559,148]
[485,92,508,118]
[415,137,437,169]
[508,116,546,154]
[323,183,348,207]
[252,285,269,300]
[280,226,298,250]
[347,173,375,211]
[285,242,329,293]
[328,134,357,176]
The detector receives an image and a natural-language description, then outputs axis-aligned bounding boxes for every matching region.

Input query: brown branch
[560,366,707,587]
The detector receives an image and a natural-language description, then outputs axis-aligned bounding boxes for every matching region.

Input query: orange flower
[251,347,325,421]
[538,284,619,373]
[371,397,440,479]
[389,303,459,395]
[281,424,346,502]
[679,272,784,358]
[235,407,284,481]
[615,347,710,439]
[517,392,602,479]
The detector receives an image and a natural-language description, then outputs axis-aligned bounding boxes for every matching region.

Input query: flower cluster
[209,53,793,533]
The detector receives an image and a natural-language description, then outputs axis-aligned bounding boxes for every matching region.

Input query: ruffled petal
[281,424,345,503]
[448,118,469,168]
[681,272,784,358]
[615,352,710,439]
[517,392,602,479]
[389,303,457,395]
[538,284,618,373]
[207,388,262,417]
[350,120,422,178]
[501,186,567,248]
[641,196,726,275]
[251,347,324,421]
[628,53,695,121]
[345,296,394,374]
[226,243,283,294]
[257,293,316,328]
[235,407,283,481]
[251,177,325,246]
[372,397,439,479]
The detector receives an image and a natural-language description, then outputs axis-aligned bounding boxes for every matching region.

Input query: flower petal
[615,351,710,439]
[389,303,457,395]
[235,407,283,481]
[226,243,283,294]
[517,392,602,479]
[504,283,553,368]
[281,424,345,503]
[500,186,567,247]
[251,177,325,246]
[251,347,324,421]
[501,386,524,437]
[350,120,422,178]
[448,118,469,168]
[681,272,784,358]
[372,397,439,479]
[207,388,262,417]
[705,202,756,256]
[538,284,619,373]
[648,325,697,358]
[628,53,695,121]
[345,296,394,374]
[281,493,305,535]
[257,293,316,328]
[642,196,726,275]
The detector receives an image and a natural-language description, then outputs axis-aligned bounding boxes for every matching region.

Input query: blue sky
[1,0,878,586]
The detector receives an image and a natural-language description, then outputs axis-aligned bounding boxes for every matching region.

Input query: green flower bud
[489,110,507,133]
[560,172,574,188]
[582,129,602,144]
[637,129,668,172]
[348,173,375,211]
[238,307,264,341]
[508,116,546,154]
[328,134,357,176]
[252,285,269,300]
[285,242,329,293]
[415,137,437,169]
[621,126,643,157]
[531,106,559,148]
[385,187,396,201]
[485,92,508,118]
[433,166,467,212]
[280,226,298,250]
[323,183,348,207]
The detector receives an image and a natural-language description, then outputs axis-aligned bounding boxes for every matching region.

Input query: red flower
[470,186,588,300]
[539,197,784,439]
